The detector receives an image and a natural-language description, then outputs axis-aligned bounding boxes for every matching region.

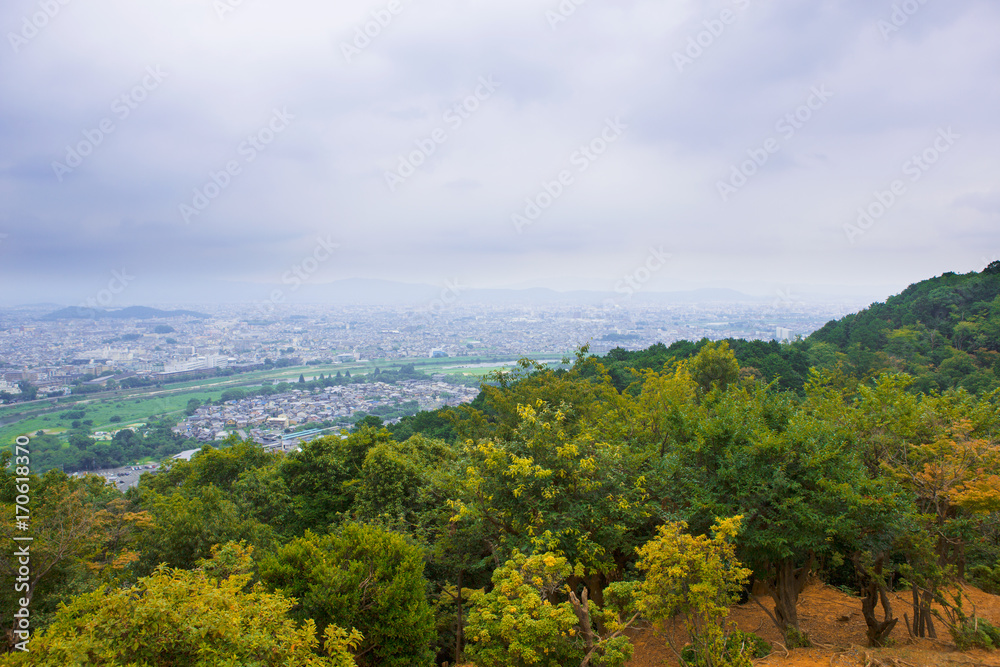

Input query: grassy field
[0,353,568,444]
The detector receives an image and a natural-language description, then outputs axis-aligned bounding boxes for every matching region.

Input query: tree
[0,472,117,649]
[5,542,361,666]
[260,524,435,667]
[279,428,393,534]
[220,388,247,403]
[635,517,754,667]
[299,374,306,383]
[688,341,740,395]
[353,415,384,432]
[460,396,655,600]
[465,550,634,667]
[677,382,872,645]
[135,485,270,575]
[16,381,37,401]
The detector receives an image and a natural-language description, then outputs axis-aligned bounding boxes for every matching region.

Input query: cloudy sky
[0,0,998,306]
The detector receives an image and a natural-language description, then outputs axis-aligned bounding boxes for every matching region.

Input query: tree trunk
[768,557,813,641]
[584,573,605,609]
[569,589,597,667]
[909,586,937,638]
[853,553,897,647]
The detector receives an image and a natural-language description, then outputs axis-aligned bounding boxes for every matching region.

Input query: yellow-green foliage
[5,542,361,667]
[636,517,752,666]
[466,550,583,667]
[465,550,634,667]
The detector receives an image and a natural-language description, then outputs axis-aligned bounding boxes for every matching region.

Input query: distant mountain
[41,306,209,321]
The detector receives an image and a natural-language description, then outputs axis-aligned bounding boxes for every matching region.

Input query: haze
[1,0,998,306]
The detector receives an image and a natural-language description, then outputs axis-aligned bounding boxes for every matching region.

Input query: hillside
[41,305,209,320]
[597,262,1000,395]
[809,262,1000,393]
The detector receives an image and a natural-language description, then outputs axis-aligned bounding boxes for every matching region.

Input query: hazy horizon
[1,1,998,306]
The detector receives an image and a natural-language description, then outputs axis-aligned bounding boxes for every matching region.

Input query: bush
[636,517,753,666]
[952,617,1000,651]
[681,630,771,666]
[465,550,633,667]
[970,562,1000,595]
[261,523,435,667]
[4,543,360,666]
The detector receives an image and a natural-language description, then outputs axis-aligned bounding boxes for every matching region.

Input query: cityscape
[0,299,867,400]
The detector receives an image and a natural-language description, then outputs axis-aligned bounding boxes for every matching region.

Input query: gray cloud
[0,0,998,305]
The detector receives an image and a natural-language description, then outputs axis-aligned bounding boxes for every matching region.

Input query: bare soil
[626,581,1000,667]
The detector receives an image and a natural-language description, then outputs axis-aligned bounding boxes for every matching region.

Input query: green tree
[16,380,38,401]
[688,341,740,395]
[279,428,393,533]
[677,382,873,645]
[135,485,270,574]
[260,523,435,667]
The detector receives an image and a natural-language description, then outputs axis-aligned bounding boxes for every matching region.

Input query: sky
[0,0,998,307]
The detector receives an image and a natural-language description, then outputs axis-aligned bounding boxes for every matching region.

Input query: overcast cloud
[0,0,997,305]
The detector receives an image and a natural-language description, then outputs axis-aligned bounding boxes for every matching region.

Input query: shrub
[952,617,1000,651]
[970,562,1000,595]
[465,550,634,667]
[681,630,771,666]
[635,517,754,667]
[261,523,435,667]
[4,543,360,666]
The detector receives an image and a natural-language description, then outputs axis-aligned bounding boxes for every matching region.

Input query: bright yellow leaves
[635,517,752,663]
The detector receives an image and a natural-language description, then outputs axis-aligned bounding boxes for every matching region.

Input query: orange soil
[626,581,1000,667]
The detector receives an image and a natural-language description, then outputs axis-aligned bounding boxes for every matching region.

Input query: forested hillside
[599,262,1000,396]
[809,261,1000,393]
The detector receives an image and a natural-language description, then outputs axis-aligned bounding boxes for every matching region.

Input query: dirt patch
[626,582,1000,667]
